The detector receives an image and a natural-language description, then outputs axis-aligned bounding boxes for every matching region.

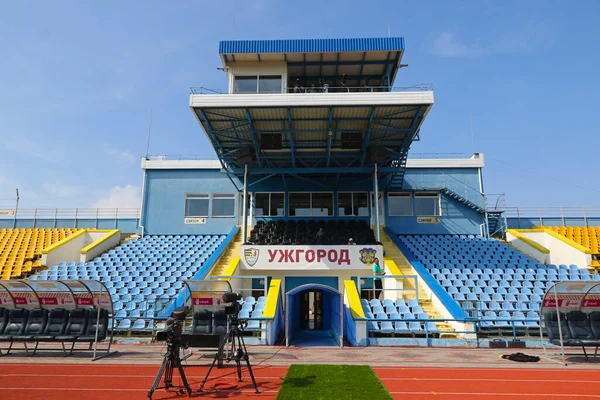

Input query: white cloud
[93,185,141,209]
[430,19,554,59]
[106,144,136,164]
[0,136,67,165]
[42,182,89,198]
[430,32,486,58]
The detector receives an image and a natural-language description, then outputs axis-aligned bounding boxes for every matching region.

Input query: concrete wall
[41,230,120,266]
[506,231,549,263]
[517,230,592,268]
[81,231,121,262]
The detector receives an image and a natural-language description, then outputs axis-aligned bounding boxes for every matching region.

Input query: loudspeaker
[260,133,282,150]
[366,146,387,163]
[341,132,362,149]
[236,147,256,165]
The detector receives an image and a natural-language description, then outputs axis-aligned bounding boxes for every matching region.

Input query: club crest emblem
[244,248,259,267]
[359,248,377,265]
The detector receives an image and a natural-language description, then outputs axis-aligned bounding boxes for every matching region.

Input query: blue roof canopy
[219,37,405,55]
[219,37,406,88]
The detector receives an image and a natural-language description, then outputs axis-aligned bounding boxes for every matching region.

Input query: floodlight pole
[373,164,380,242]
[242,164,248,243]
[13,189,19,229]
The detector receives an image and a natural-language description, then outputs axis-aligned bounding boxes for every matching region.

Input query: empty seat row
[29,234,227,329]
[0,307,109,355]
[397,234,597,328]
[544,310,600,354]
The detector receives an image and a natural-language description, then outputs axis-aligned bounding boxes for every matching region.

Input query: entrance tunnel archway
[285,283,343,346]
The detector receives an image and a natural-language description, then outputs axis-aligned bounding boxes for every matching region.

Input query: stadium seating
[247,220,377,245]
[29,234,226,330]
[397,234,596,333]
[361,298,438,336]
[541,226,600,268]
[0,228,80,279]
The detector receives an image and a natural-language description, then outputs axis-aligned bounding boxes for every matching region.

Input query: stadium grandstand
[1,34,600,399]
[0,35,597,347]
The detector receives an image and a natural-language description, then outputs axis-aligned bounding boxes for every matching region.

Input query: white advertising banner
[240,245,383,270]
[0,209,16,217]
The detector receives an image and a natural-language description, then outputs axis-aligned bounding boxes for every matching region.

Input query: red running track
[2,364,600,399]
[374,367,600,399]
[0,363,287,400]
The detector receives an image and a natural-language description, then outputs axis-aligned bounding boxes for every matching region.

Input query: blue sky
[0,0,599,210]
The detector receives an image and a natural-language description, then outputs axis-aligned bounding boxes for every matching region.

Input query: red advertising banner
[76,298,94,306]
[193,297,214,306]
[583,299,600,308]
[39,298,58,306]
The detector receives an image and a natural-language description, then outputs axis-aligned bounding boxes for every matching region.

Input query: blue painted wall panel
[0,218,140,233]
[143,169,239,235]
[403,168,483,208]
[385,193,484,235]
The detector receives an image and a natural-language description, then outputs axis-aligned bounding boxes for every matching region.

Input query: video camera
[156,306,188,343]
[222,291,243,316]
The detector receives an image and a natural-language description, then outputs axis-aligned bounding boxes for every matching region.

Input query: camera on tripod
[222,291,245,328]
[155,306,188,344]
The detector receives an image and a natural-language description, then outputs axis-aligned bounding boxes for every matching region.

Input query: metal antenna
[145,109,153,158]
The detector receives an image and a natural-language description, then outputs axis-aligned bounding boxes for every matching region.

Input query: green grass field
[276,364,392,400]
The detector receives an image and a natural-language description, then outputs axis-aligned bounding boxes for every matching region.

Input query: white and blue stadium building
[4,36,600,348]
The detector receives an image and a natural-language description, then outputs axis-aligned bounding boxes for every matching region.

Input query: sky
[0,0,599,211]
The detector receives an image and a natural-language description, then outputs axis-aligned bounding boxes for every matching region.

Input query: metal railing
[0,208,141,219]
[190,83,433,95]
[504,207,600,229]
[146,154,219,161]
[408,153,479,159]
[190,87,223,95]
[0,208,141,231]
[285,84,433,93]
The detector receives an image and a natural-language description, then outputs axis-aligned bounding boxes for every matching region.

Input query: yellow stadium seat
[0,228,81,279]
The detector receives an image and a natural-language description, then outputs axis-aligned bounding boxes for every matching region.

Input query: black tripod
[148,339,192,398]
[198,321,259,394]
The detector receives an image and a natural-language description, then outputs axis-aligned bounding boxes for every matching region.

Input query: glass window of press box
[414,192,441,216]
[338,192,369,216]
[289,192,334,217]
[254,193,285,217]
[185,194,209,217]
[211,193,236,217]
[388,193,413,216]
[234,75,282,93]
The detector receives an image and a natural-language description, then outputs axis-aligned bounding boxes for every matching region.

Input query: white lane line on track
[374,366,600,372]
[388,392,600,398]
[380,377,599,383]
